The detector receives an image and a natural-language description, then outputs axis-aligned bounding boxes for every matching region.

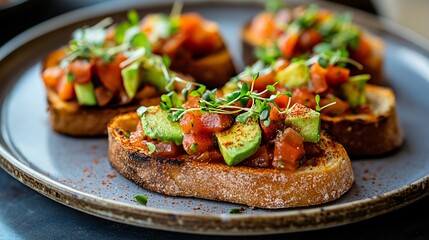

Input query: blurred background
[1,0,429,46]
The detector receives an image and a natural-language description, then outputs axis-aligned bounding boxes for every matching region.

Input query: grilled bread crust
[108,112,354,209]
[46,88,161,137]
[321,84,403,156]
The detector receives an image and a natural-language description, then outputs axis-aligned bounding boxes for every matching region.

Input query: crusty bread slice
[108,112,354,209]
[47,88,161,137]
[43,43,235,136]
[321,84,403,156]
[241,23,384,85]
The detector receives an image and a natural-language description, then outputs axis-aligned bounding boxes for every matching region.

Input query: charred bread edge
[241,22,384,85]
[321,84,404,156]
[108,112,354,209]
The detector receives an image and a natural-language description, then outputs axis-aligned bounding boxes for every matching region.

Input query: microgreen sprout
[315,94,336,112]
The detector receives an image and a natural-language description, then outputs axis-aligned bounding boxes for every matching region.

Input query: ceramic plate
[0,0,428,235]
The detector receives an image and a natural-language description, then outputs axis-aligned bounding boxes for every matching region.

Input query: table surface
[0,1,428,239]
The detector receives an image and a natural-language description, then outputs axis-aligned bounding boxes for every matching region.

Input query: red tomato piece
[298,29,322,50]
[67,59,92,84]
[309,63,328,93]
[241,71,275,92]
[325,66,350,85]
[94,53,126,92]
[320,95,350,116]
[351,36,372,61]
[273,128,305,171]
[179,110,204,134]
[260,104,286,141]
[241,145,272,168]
[182,133,215,155]
[56,74,75,101]
[279,32,300,58]
[201,113,233,133]
[292,88,316,109]
[42,66,65,88]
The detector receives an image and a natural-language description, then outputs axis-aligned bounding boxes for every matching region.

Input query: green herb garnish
[229,207,244,214]
[134,194,148,205]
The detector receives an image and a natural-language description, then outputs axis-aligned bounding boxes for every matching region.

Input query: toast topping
[131,73,324,171]
[42,7,224,107]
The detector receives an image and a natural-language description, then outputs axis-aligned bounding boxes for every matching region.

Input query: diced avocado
[342,79,366,108]
[284,103,320,143]
[74,82,97,106]
[215,118,262,166]
[275,60,309,89]
[140,106,183,145]
[142,67,168,91]
[121,62,141,98]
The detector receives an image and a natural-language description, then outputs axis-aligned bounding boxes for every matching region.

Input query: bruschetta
[222,57,403,156]
[41,10,236,136]
[108,78,354,208]
[241,3,383,85]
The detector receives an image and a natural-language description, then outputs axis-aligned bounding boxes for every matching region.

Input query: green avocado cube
[215,118,262,166]
[121,62,141,99]
[284,103,321,143]
[142,64,169,91]
[140,106,183,145]
[275,60,309,89]
[342,79,367,108]
[74,82,97,106]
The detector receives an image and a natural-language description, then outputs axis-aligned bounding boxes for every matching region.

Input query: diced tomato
[241,71,275,92]
[260,104,285,141]
[183,96,200,108]
[182,133,215,155]
[141,139,183,158]
[298,29,322,51]
[249,12,281,41]
[56,74,75,101]
[42,66,65,88]
[292,87,316,109]
[241,145,272,168]
[320,95,350,116]
[274,94,291,109]
[179,13,221,54]
[192,150,224,163]
[273,128,305,171]
[180,111,233,135]
[201,113,233,133]
[94,86,114,107]
[279,32,300,58]
[351,36,372,61]
[44,48,67,68]
[273,86,291,109]
[94,53,126,92]
[309,63,328,93]
[162,33,187,56]
[325,66,350,85]
[180,110,204,134]
[67,59,92,84]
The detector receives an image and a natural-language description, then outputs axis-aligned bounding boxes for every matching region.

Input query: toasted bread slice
[47,88,161,137]
[241,23,384,85]
[321,84,403,156]
[108,112,354,209]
